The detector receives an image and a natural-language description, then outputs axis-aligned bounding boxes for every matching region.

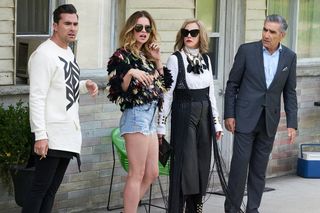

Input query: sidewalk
[204,175,320,213]
[95,175,320,213]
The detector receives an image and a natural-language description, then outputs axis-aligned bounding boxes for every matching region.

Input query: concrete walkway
[93,175,320,213]
[204,175,320,213]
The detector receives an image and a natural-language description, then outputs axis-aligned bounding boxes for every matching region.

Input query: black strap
[172,51,210,90]
[202,53,209,68]
[172,51,188,90]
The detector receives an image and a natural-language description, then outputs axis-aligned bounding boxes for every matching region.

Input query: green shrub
[0,100,32,192]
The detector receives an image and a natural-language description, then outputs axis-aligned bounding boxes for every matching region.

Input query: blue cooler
[297,143,320,178]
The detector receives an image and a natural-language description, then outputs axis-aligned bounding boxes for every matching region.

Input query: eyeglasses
[134,24,152,33]
[181,29,200,37]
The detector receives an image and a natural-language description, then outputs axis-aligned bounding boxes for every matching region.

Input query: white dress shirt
[263,44,282,88]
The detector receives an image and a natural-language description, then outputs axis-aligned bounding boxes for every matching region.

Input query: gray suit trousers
[225,111,275,213]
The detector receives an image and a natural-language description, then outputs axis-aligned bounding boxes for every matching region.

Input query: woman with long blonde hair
[106,10,172,212]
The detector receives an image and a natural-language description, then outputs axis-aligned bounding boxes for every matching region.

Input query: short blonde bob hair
[174,19,209,54]
[119,10,158,61]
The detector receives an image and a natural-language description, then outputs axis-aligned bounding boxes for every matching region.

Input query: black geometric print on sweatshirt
[59,57,80,111]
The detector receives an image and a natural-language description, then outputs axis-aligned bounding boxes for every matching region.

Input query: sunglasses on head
[181,29,200,37]
[134,24,152,33]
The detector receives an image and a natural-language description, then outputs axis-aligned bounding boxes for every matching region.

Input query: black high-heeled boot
[196,202,203,213]
[185,194,203,213]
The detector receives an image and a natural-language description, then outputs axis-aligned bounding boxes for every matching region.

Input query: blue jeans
[119,101,157,136]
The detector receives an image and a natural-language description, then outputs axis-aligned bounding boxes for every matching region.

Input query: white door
[197,0,245,171]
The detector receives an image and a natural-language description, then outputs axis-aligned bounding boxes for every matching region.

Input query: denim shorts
[119,101,158,136]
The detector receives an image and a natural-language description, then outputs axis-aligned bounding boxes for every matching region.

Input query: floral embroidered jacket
[106,48,173,111]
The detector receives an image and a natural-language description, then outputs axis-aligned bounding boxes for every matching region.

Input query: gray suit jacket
[224,41,298,137]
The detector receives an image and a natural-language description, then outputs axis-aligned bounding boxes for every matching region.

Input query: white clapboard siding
[246,30,263,42]
[0,34,14,46]
[246,20,265,31]
[159,31,178,42]
[0,1,15,85]
[161,41,176,53]
[246,0,266,10]
[0,7,14,20]
[0,60,13,72]
[157,19,186,31]
[126,0,194,9]
[126,0,195,62]
[0,47,13,59]
[0,0,14,7]
[0,72,13,85]
[0,21,14,33]
[127,8,194,20]
[245,0,266,42]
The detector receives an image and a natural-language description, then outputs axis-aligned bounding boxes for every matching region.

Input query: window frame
[267,0,320,64]
[15,0,65,84]
[195,0,224,79]
[16,0,64,38]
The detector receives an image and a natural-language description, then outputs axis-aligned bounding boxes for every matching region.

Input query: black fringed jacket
[106,48,173,111]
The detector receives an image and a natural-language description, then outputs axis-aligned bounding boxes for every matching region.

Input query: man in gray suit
[224,14,297,213]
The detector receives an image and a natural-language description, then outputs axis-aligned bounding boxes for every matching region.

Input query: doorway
[196,0,245,171]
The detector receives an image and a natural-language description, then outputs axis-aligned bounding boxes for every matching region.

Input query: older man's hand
[225,118,236,134]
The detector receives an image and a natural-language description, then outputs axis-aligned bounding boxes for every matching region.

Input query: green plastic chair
[111,128,129,172]
[107,128,170,211]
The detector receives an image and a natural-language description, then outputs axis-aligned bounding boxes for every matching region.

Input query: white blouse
[157,49,223,135]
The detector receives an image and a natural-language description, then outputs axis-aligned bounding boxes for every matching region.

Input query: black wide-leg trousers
[175,101,211,213]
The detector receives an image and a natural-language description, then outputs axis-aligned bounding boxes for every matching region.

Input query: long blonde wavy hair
[174,19,209,54]
[119,10,159,61]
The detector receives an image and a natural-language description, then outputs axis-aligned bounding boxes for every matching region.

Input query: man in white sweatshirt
[22,4,98,213]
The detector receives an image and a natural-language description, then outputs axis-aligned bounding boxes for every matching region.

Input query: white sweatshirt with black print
[28,39,88,154]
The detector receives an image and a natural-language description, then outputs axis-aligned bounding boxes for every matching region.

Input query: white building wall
[68,0,113,69]
[245,0,266,42]
[0,0,15,85]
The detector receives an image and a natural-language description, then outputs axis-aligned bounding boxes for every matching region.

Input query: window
[196,0,220,78]
[268,0,320,59]
[16,0,64,83]
[17,0,50,35]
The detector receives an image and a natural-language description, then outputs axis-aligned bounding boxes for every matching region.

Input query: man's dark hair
[53,4,78,23]
[265,14,288,32]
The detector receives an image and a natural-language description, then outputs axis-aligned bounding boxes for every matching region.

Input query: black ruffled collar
[184,48,207,74]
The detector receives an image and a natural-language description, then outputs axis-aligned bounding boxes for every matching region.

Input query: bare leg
[123,133,158,213]
[139,133,159,199]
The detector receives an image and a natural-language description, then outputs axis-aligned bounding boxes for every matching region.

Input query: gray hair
[265,14,288,32]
